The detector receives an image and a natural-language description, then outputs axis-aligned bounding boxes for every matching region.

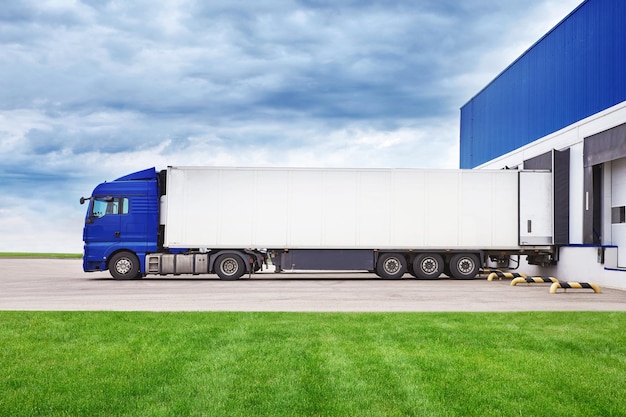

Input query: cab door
[83,197,126,248]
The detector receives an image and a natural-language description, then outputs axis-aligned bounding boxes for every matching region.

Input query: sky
[0,0,582,253]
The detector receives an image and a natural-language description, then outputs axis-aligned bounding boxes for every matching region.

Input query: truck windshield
[91,197,129,218]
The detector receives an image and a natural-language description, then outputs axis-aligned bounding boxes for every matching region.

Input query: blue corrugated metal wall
[460,0,626,168]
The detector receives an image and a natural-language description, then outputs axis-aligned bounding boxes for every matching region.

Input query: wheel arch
[208,250,252,274]
[106,248,146,274]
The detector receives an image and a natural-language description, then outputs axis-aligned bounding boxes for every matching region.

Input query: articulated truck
[81,166,557,280]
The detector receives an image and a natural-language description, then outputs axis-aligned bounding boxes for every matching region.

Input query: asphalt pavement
[1,259,625,312]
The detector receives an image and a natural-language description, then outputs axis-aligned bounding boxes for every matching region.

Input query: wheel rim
[383,257,401,274]
[420,257,439,274]
[456,257,475,274]
[220,258,239,276]
[115,258,132,275]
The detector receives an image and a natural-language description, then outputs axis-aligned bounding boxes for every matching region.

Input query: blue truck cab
[81,168,160,279]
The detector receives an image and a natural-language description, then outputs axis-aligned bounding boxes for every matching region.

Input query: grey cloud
[0,0,579,168]
[1,0,468,126]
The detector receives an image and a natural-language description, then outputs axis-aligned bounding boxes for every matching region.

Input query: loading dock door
[519,171,553,245]
[611,157,626,267]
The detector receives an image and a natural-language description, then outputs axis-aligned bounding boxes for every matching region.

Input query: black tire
[215,253,246,280]
[376,253,407,280]
[412,253,444,279]
[109,251,140,280]
[449,253,480,280]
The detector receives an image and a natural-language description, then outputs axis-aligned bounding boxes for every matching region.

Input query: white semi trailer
[81,166,556,280]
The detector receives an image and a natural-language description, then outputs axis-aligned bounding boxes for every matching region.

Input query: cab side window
[92,198,129,218]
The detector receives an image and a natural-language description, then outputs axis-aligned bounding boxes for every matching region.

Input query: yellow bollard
[549,281,601,294]
[510,276,559,286]
[487,271,527,281]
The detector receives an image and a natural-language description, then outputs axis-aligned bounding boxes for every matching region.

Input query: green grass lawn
[0,312,624,417]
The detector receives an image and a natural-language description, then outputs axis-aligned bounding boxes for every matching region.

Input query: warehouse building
[461,0,626,289]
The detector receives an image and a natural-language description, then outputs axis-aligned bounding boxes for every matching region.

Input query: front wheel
[109,251,140,280]
[376,253,407,280]
[214,254,246,280]
[449,254,480,280]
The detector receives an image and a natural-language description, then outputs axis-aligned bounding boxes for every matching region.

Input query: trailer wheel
[376,253,407,279]
[215,254,246,280]
[412,253,444,279]
[109,251,140,280]
[449,254,480,280]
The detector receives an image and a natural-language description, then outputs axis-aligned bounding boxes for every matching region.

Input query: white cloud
[0,110,50,151]
[0,196,85,253]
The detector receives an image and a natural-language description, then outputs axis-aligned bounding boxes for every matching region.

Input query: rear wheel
[449,253,480,280]
[376,253,407,279]
[215,253,246,280]
[109,251,140,280]
[412,253,444,279]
